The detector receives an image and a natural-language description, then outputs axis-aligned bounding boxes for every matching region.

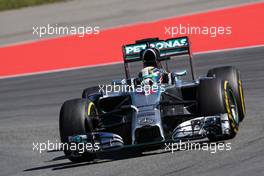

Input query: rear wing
[122,36,195,80]
[122,36,190,63]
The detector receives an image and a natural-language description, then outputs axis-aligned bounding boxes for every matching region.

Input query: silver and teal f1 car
[59,36,246,162]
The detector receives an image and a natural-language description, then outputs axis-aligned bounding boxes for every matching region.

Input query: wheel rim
[228,87,239,126]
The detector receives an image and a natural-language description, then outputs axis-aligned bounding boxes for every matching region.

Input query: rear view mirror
[174,70,187,77]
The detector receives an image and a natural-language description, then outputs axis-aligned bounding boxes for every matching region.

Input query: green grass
[0,0,65,11]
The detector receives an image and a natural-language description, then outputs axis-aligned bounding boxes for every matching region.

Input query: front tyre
[59,99,97,162]
[207,66,245,121]
[198,79,239,141]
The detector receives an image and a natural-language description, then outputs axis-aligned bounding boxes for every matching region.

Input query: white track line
[194,44,264,55]
[0,44,263,80]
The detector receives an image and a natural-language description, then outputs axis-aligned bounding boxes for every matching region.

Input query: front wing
[66,113,231,156]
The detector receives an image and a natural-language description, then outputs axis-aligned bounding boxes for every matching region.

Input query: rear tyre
[198,79,239,141]
[82,86,100,99]
[59,99,97,162]
[207,66,245,121]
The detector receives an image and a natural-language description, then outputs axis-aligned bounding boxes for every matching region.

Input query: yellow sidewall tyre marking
[224,81,238,133]
[239,80,246,115]
[87,102,95,116]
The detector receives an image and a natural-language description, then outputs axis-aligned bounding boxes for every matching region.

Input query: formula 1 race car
[59,36,246,162]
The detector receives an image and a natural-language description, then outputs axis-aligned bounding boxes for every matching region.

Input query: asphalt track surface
[0,46,263,176]
[0,0,264,176]
[0,0,262,46]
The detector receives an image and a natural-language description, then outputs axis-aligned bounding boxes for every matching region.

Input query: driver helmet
[142,48,161,68]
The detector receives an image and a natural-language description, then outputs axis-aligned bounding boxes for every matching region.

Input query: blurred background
[0,0,262,46]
